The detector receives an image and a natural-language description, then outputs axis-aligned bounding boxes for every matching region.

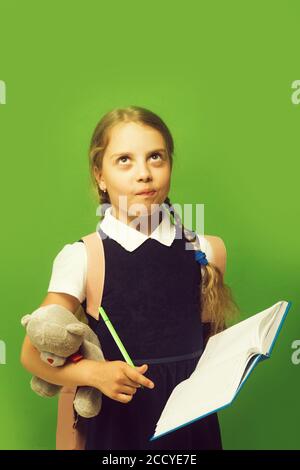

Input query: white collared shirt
[98,204,176,251]
[48,204,213,302]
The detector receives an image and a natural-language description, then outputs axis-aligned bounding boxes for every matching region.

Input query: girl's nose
[136,168,152,181]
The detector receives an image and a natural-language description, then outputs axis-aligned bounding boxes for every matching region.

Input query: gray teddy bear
[21,303,105,418]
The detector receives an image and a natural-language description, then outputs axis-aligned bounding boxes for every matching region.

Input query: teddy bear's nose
[47,358,54,364]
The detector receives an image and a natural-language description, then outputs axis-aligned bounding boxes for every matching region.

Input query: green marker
[98,306,145,389]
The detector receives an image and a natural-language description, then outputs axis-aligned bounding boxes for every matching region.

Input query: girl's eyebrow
[110,148,167,159]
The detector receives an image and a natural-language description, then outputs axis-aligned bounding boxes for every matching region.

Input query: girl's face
[95,122,172,226]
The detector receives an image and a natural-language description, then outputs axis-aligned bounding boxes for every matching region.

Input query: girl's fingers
[120,384,140,394]
[126,364,155,389]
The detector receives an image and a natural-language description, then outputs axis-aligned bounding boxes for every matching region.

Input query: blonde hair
[88,105,240,338]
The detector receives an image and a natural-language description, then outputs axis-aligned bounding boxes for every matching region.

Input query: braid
[163,197,203,253]
[163,197,240,338]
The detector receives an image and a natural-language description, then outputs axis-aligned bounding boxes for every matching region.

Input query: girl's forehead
[107,122,165,151]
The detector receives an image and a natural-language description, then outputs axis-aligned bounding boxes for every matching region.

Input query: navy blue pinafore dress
[78,223,222,450]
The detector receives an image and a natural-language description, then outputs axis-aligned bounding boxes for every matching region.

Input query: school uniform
[48,204,223,450]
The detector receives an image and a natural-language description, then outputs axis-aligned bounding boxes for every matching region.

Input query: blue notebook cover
[150,300,292,442]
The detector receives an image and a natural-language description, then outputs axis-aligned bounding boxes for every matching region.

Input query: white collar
[98,204,176,252]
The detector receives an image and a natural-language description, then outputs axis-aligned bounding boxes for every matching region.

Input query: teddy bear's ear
[66,323,85,337]
[21,314,31,328]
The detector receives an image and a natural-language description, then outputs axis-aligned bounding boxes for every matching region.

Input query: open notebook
[150,300,292,442]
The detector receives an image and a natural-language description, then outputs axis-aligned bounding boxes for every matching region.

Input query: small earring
[99,183,107,193]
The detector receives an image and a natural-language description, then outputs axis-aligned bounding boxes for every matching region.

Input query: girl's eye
[151,152,162,161]
[117,156,130,164]
[117,153,162,164]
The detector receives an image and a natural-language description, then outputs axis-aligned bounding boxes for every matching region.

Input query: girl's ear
[93,165,102,182]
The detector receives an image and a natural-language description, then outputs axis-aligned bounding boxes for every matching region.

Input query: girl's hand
[87,360,155,403]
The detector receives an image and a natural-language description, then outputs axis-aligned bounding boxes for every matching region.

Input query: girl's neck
[111,205,163,237]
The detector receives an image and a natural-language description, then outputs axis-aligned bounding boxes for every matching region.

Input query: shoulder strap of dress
[81,232,105,321]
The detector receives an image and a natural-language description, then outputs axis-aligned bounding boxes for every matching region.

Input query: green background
[0,0,299,450]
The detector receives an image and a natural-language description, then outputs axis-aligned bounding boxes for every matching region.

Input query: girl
[21,106,239,450]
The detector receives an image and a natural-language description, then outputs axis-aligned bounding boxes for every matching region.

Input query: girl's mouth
[136,191,157,197]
